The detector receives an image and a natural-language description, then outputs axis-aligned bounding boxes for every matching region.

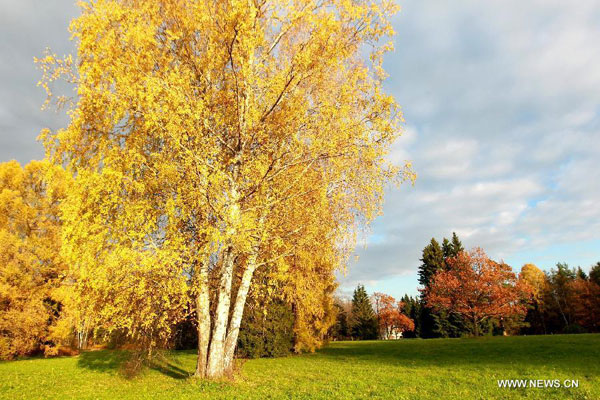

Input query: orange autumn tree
[568,277,600,332]
[372,293,414,339]
[38,0,413,378]
[424,248,530,336]
[0,160,70,359]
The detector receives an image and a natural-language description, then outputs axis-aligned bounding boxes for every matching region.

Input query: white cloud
[0,0,77,164]
[340,0,600,295]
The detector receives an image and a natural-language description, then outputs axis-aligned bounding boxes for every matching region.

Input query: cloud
[0,0,77,164]
[339,0,600,296]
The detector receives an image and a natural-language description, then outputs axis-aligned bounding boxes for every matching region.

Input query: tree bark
[194,262,211,378]
[206,247,236,378]
[554,293,569,328]
[223,252,259,371]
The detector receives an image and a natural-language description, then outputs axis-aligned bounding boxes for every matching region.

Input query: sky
[1,1,599,299]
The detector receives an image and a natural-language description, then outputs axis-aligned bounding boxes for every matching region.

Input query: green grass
[1,334,598,399]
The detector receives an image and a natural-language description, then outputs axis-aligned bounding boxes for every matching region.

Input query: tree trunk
[540,304,547,335]
[206,248,236,378]
[223,252,259,371]
[473,315,479,336]
[77,320,88,350]
[194,263,211,378]
[554,294,569,328]
[206,174,241,378]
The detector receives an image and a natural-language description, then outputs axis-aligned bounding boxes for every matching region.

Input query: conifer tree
[442,238,452,261]
[450,232,464,256]
[350,285,378,340]
[401,295,421,338]
[590,262,600,286]
[419,233,468,338]
[437,232,467,336]
[576,267,588,280]
[418,239,444,287]
[331,301,349,340]
[418,239,444,337]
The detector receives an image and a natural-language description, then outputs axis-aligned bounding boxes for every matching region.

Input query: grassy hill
[1,334,598,399]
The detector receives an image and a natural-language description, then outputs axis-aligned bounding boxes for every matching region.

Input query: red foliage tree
[424,248,530,336]
[568,278,600,331]
[372,292,415,339]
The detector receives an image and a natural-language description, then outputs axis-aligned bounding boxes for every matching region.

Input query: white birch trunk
[195,263,211,377]
[206,248,235,378]
[206,170,241,378]
[222,252,259,371]
[222,211,266,371]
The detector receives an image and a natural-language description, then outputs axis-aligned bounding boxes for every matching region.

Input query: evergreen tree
[432,309,467,338]
[330,300,349,340]
[440,232,467,337]
[442,238,452,261]
[418,238,444,338]
[450,232,464,257]
[576,267,588,280]
[350,285,378,340]
[590,262,600,286]
[237,294,295,359]
[419,233,468,338]
[418,239,444,287]
[442,232,464,267]
[432,309,452,338]
[401,295,421,338]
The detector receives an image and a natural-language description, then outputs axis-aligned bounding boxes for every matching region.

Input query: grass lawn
[1,334,598,399]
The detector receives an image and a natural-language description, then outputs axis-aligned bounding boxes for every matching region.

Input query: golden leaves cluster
[0,161,70,358]
[36,0,411,350]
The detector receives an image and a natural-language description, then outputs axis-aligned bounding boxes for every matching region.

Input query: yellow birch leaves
[36,0,412,354]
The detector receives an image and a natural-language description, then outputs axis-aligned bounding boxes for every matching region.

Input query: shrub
[563,324,587,334]
[237,296,295,359]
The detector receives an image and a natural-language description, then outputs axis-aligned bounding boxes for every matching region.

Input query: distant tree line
[329,285,415,341]
[401,233,600,338]
[520,262,600,335]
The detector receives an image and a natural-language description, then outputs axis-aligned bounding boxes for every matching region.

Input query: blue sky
[1,1,599,299]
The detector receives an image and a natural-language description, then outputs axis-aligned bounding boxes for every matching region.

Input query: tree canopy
[37,0,411,378]
[0,160,70,359]
[424,248,531,336]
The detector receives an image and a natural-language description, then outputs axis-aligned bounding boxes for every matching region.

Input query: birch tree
[39,0,412,378]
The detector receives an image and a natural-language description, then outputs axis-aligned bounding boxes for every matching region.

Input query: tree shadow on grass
[77,350,127,373]
[150,357,190,380]
[77,350,190,380]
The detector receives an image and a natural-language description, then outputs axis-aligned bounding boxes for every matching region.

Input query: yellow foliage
[519,263,547,302]
[0,160,70,359]
[37,0,411,373]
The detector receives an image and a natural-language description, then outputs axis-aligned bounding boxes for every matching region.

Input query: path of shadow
[77,350,128,373]
[77,350,190,380]
[149,358,190,380]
